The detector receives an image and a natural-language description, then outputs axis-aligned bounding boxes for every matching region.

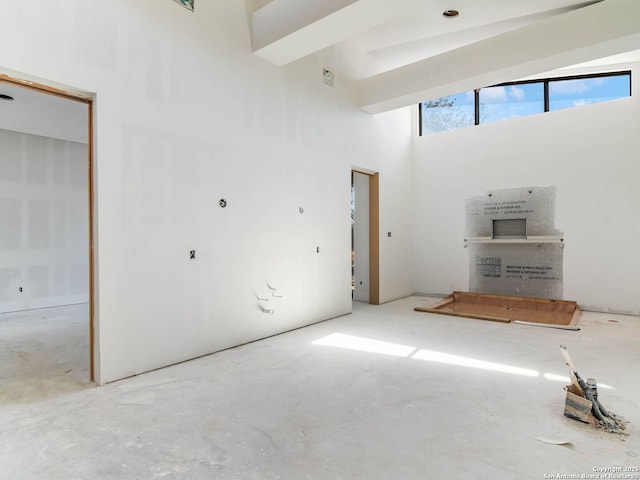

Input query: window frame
[418,70,631,136]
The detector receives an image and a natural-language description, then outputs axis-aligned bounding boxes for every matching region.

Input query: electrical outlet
[322,69,334,87]
[18,286,23,293]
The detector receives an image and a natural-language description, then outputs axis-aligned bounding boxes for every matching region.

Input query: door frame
[352,168,380,305]
[0,74,96,381]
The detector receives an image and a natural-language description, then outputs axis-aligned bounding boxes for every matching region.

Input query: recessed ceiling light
[0,94,14,101]
[443,9,459,18]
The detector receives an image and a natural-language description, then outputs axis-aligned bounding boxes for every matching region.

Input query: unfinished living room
[1,0,639,478]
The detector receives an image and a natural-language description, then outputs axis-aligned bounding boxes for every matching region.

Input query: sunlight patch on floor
[313,332,616,388]
[412,348,539,377]
[312,333,417,357]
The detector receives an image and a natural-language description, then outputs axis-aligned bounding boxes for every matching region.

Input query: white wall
[412,63,640,315]
[0,129,88,313]
[0,0,413,383]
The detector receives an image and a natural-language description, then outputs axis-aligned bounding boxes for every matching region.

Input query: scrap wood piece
[559,344,583,395]
[559,344,577,371]
[534,436,573,445]
[513,321,580,331]
[564,389,595,424]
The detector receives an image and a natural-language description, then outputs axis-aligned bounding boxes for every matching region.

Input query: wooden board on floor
[415,291,580,326]
[414,306,511,323]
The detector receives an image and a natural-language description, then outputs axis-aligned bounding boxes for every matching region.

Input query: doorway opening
[0,74,95,398]
[351,169,379,305]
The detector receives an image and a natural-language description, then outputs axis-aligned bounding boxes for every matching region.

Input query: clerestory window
[419,71,631,136]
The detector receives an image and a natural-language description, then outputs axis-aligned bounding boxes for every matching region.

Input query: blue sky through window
[480,83,544,124]
[420,91,474,134]
[420,72,631,135]
[549,75,630,111]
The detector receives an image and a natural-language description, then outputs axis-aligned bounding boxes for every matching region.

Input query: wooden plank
[88,100,95,383]
[369,173,379,305]
[512,320,580,331]
[567,379,584,397]
[414,291,580,326]
[569,305,581,326]
[422,295,455,310]
[414,307,511,323]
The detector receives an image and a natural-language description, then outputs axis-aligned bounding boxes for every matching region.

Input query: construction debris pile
[560,345,627,435]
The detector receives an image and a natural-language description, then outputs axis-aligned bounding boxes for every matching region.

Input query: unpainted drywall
[0,0,413,382]
[412,64,640,315]
[0,129,89,313]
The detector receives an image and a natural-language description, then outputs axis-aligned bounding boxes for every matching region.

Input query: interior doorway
[351,169,379,305]
[0,74,95,393]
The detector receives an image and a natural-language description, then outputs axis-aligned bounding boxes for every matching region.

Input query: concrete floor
[1,297,639,479]
[0,304,91,404]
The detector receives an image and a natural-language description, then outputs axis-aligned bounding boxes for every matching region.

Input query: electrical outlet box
[322,69,334,87]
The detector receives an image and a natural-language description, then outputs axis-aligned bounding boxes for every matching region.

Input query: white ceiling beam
[360,1,640,113]
[251,0,424,66]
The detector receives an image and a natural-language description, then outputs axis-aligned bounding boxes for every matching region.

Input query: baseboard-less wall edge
[0,300,89,315]
[578,304,640,317]
[378,292,414,305]
[100,308,354,385]
[412,292,450,299]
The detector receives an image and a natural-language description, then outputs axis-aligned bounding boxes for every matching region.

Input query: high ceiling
[2,0,639,142]
[250,0,598,74]
[342,0,600,77]
[249,0,640,112]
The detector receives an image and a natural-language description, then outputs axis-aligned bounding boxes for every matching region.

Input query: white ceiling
[339,0,602,77]
[250,0,601,68]
[250,0,640,112]
[0,82,88,144]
